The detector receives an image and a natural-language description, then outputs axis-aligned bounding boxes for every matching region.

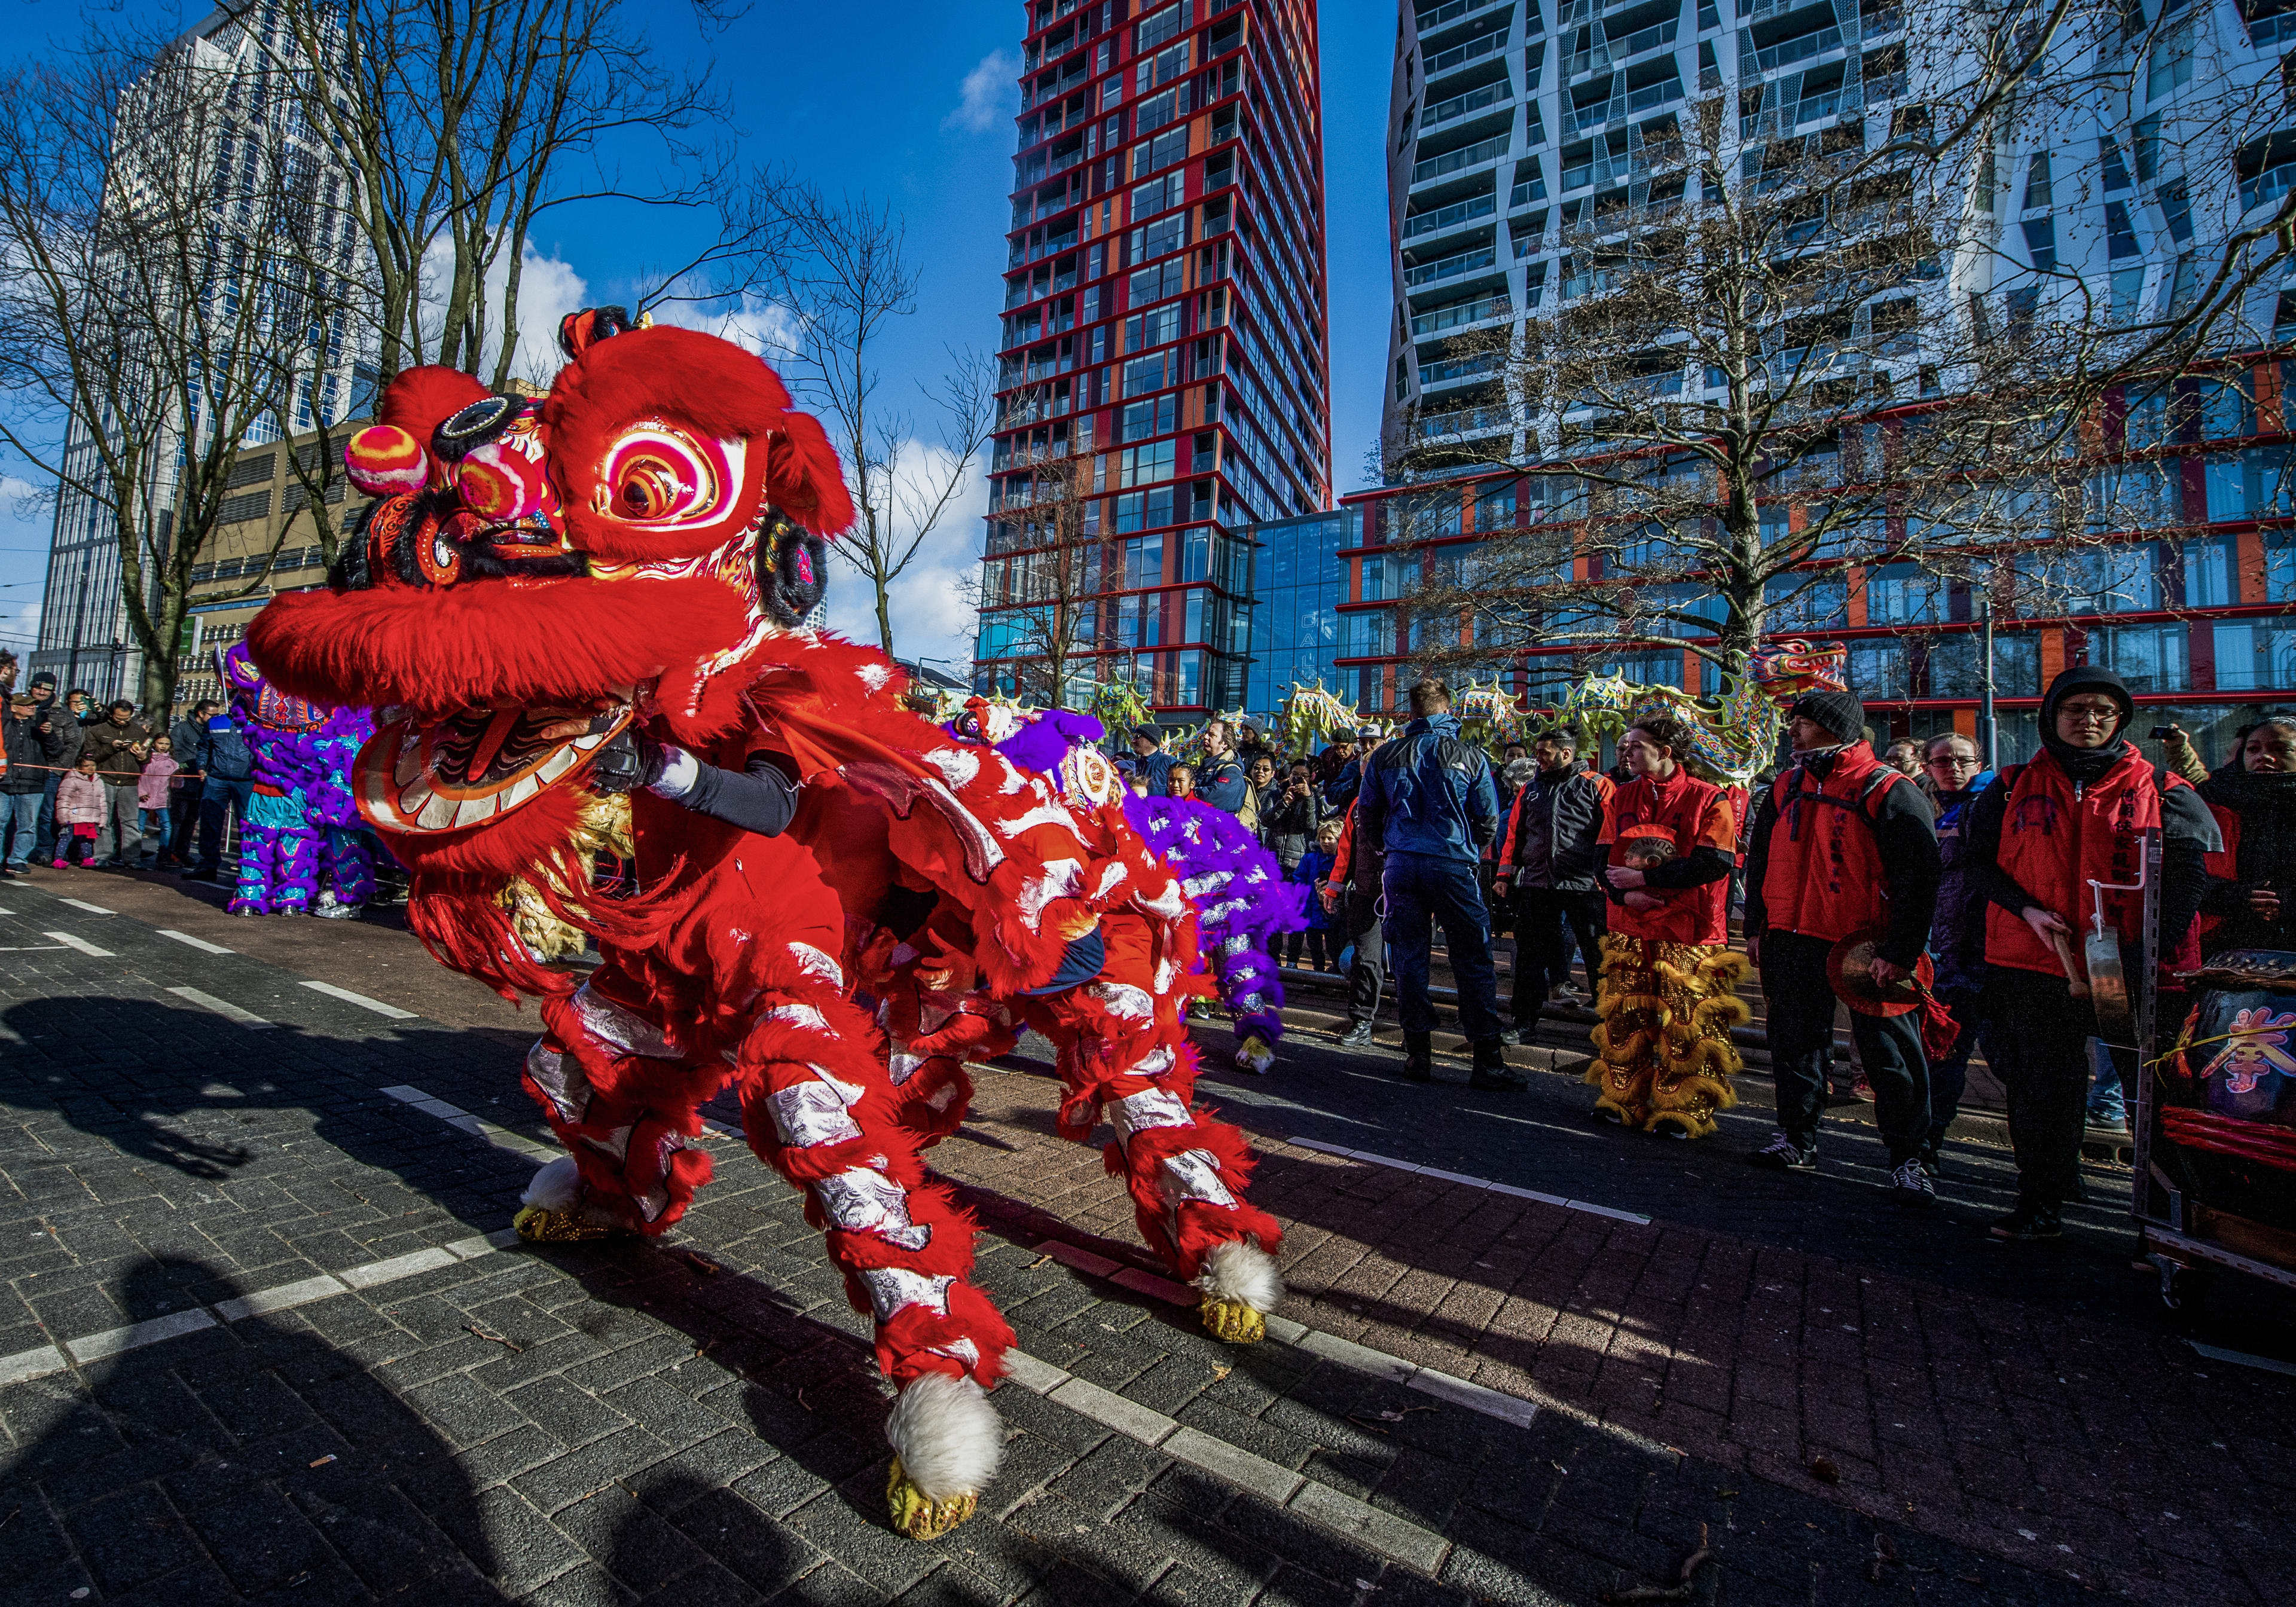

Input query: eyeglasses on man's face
[1926,754,1981,770]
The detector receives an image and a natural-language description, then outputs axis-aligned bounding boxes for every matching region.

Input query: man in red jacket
[1742,690,1941,1202]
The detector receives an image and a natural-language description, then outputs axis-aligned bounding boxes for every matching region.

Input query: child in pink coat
[136,737,179,868]
[53,756,107,868]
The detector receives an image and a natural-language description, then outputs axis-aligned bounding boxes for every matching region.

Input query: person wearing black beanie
[1963,664,2218,1241]
[1788,689,1866,749]
[1743,689,1942,1200]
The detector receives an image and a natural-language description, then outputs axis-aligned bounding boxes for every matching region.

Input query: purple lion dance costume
[939,699,1305,1072]
[217,643,377,918]
[1122,793,1306,1073]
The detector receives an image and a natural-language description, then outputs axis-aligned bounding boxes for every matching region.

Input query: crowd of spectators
[1110,671,2295,1238]
[0,648,256,885]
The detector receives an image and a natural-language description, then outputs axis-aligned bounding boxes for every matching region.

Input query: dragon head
[246,308,854,836]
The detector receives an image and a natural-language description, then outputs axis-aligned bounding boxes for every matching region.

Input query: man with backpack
[1741,690,1942,1202]
[1355,677,1521,1090]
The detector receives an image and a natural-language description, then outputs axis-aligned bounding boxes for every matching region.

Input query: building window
[1124,302,1182,352]
[1178,525,1210,582]
[2090,622,2187,692]
[1122,532,1165,586]
[1174,649,1203,705]
[1848,639,1909,698]
[2103,201,2139,258]
[1925,631,2041,698]
[2203,447,2294,521]
[1864,564,1945,625]
[1137,0,1189,51]
[1764,573,1849,631]
[2183,535,2234,606]
[1117,439,1176,487]
[2056,543,2160,613]
[2214,619,2296,691]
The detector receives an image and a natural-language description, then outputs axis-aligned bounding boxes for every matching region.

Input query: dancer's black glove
[588,729,665,795]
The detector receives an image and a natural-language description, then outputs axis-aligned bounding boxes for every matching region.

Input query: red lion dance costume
[246,309,1283,1539]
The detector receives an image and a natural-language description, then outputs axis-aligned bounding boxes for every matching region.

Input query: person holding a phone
[1964,665,2216,1241]
[2195,712,2296,957]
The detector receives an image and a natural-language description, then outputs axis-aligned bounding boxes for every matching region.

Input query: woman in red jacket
[1968,665,2215,1241]
[1587,717,1750,1136]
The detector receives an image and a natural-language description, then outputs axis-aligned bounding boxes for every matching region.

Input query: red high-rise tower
[975,0,1331,717]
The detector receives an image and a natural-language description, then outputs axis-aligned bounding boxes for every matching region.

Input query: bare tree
[1389,0,2294,689]
[725,186,999,656]
[275,0,741,392]
[0,20,364,711]
[966,409,1103,708]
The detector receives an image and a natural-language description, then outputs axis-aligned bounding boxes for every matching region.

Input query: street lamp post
[1978,591,1998,771]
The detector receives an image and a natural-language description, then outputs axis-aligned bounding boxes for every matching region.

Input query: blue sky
[0,0,1398,669]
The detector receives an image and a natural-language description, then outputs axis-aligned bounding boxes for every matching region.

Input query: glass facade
[1239,507,1352,717]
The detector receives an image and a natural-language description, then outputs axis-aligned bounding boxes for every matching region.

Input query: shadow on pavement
[0,1255,509,1601]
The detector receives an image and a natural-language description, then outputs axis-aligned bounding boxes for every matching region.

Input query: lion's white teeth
[450,791,501,828]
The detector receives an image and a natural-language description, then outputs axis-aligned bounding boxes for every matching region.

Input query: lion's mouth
[355,695,634,833]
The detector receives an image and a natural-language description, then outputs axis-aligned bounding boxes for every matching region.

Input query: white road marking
[1284,1135,1653,1224]
[2191,1341,2296,1378]
[45,930,115,957]
[301,979,417,1019]
[0,946,66,953]
[164,985,271,1026]
[158,928,234,955]
[381,1084,554,1159]
[57,898,113,915]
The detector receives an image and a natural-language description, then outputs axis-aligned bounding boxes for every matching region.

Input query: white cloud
[0,598,41,659]
[415,237,591,389]
[945,50,1021,135]
[825,438,985,672]
[646,292,807,365]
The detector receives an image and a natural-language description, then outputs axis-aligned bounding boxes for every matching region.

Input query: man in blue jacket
[1192,719,1249,814]
[1122,725,1173,796]
[1356,677,1521,1090]
[188,707,256,884]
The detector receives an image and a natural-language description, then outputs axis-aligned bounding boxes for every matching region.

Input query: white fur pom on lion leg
[884,1373,1003,1541]
[1194,1238,1285,1345]
[511,1154,636,1243]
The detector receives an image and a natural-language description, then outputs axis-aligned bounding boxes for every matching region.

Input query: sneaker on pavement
[1336,1022,1374,1048]
[1852,1077,1876,1102]
[1495,1026,1524,1046]
[1552,982,1584,1003]
[1890,1159,1937,1206]
[1988,1202,2062,1241]
[1748,1132,1816,1170]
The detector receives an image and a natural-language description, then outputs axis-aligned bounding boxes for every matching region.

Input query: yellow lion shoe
[1199,1294,1266,1344]
[511,1205,628,1244]
[887,1457,978,1540]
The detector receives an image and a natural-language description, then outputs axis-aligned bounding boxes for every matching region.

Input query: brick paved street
[0,864,2289,1606]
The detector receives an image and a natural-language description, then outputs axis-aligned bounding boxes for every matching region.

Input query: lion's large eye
[600,426,725,526]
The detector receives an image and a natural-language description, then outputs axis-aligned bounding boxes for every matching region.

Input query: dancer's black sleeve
[667,750,802,837]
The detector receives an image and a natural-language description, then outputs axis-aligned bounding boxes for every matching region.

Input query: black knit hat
[1790,689,1866,747]
[2039,663,2133,734]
